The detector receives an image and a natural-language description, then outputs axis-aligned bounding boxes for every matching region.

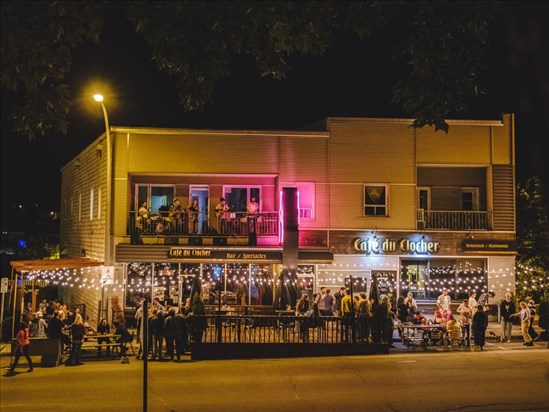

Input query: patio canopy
[10,257,104,272]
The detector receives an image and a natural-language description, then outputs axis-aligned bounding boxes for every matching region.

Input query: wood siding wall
[492,165,515,231]
[60,137,107,261]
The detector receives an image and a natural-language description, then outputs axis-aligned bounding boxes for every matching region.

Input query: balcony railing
[417,209,490,230]
[127,211,279,237]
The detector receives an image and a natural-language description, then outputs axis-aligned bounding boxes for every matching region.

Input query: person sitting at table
[113,321,132,358]
[96,318,111,357]
[29,311,48,338]
[413,311,428,325]
[446,315,462,345]
[433,309,447,326]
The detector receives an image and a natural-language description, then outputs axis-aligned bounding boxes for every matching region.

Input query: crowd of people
[6,288,542,374]
[134,297,195,362]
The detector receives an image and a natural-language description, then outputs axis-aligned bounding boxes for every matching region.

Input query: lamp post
[93,94,112,268]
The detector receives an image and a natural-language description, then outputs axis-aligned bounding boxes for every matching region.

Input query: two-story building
[58,114,516,324]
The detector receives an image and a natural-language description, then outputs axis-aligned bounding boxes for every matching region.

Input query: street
[2,346,549,412]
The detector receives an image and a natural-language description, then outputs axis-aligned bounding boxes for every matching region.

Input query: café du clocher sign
[353,236,440,255]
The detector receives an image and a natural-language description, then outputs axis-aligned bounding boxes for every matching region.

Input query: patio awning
[10,257,104,272]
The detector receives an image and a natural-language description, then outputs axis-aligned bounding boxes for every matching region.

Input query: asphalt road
[2,346,549,412]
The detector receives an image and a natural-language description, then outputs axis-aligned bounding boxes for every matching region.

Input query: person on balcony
[246,197,259,233]
[188,199,199,235]
[169,198,185,234]
[138,201,151,232]
[215,197,230,234]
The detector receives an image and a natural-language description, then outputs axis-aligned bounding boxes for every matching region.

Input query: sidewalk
[390,319,548,352]
[2,320,546,358]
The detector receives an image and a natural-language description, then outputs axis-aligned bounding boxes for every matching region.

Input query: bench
[12,337,62,367]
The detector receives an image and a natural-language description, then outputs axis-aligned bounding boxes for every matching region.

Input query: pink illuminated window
[283,182,314,220]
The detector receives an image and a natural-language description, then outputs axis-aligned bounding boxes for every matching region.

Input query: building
[58,114,516,325]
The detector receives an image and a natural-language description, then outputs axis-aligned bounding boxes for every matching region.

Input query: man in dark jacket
[173,310,189,359]
[150,310,165,361]
[500,293,516,343]
[47,311,71,351]
[164,309,177,360]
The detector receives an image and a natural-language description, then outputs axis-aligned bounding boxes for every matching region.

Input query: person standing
[47,310,71,352]
[340,289,355,343]
[246,196,259,233]
[66,314,86,366]
[7,322,34,375]
[169,198,185,234]
[188,199,199,235]
[334,287,346,316]
[511,301,534,346]
[437,289,451,313]
[151,310,165,361]
[525,294,540,341]
[214,197,230,234]
[315,287,327,315]
[499,293,516,343]
[403,292,417,322]
[164,308,177,361]
[478,291,495,308]
[173,309,189,360]
[472,305,489,350]
[457,299,473,346]
[358,292,373,342]
[322,289,335,316]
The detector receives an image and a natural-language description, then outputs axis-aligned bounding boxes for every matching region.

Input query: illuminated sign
[168,248,282,261]
[462,240,516,252]
[353,237,440,255]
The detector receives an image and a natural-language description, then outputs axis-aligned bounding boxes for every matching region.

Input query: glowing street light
[93,93,112,267]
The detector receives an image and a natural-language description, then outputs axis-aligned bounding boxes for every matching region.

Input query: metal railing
[191,314,372,344]
[128,211,279,237]
[417,209,490,230]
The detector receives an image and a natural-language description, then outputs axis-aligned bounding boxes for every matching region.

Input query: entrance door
[189,185,209,234]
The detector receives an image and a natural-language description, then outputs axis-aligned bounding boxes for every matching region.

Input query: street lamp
[93,94,112,268]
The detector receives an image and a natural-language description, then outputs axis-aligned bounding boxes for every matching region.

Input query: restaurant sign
[462,240,517,252]
[353,236,440,255]
[168,248,282,261]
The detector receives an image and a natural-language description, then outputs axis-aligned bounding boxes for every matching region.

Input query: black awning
[298,249,333,263]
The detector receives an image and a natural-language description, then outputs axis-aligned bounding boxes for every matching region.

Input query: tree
[1,1,104,138]
[2,1,498,139]
[515,177,549,300]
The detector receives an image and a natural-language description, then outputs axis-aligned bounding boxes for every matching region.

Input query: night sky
[1,2,548,224]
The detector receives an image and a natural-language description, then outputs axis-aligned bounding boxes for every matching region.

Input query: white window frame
[98,188,102,220]
[89,188,94,220]
[363,184,389,217]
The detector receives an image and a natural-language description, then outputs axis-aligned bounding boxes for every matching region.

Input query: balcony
[127,211,279,237]
[417,209,490,230]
